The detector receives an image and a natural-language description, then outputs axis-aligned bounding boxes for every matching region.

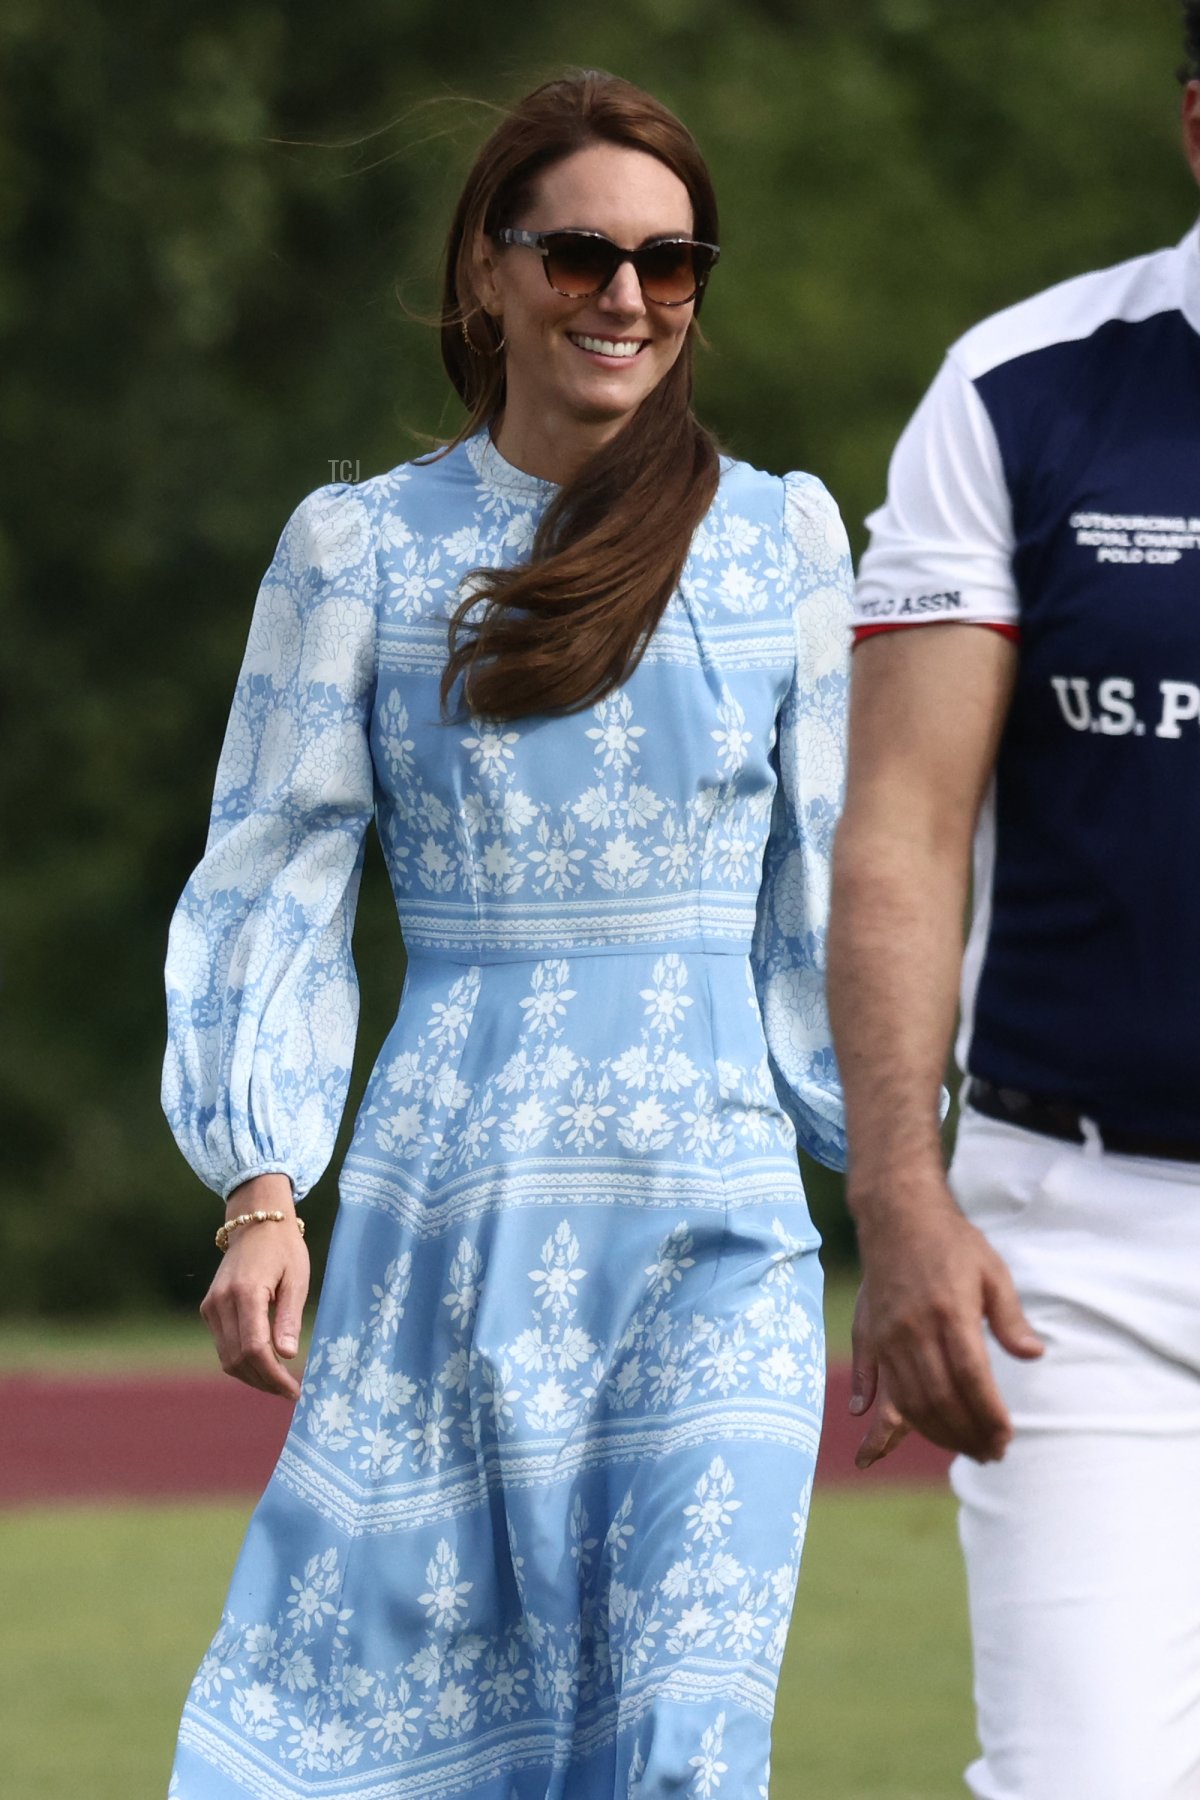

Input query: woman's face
[475,142,697,461]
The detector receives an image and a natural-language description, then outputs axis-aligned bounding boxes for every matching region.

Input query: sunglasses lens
[542,234,615,296]
[637,241,706,304]
[535,233,716,304]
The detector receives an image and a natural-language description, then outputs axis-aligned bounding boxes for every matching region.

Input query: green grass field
[0,1488,976,1799]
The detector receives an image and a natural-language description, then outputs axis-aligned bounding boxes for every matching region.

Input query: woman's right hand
[200,1173,310,1400]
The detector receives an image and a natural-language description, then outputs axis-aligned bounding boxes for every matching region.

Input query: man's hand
[849,1176,1043,1465]
[851,1341,911,1471]
[827,629,1034,1467]
[200,1173,309,1400]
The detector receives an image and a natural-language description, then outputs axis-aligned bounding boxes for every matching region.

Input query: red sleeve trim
[853,621,1019,646]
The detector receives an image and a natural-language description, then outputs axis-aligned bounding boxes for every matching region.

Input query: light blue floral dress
[162,429,851,1800]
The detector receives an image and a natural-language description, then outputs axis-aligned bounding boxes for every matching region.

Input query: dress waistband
[397,892,760,964]
[402,937,754,967]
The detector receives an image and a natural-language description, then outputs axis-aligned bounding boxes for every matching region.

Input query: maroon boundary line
[0,1363,952,1508]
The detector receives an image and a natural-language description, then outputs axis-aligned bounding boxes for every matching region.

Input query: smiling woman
[437,73,724,722]
[162,66,854,1800]
[478,149,699,453]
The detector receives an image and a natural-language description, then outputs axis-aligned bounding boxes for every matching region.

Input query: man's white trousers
[950,1108,1200,1800]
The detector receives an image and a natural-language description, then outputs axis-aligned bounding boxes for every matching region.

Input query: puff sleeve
[749,471,853,1171]
[162,483,379,1201]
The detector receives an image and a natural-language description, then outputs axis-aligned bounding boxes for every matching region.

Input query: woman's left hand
[200,1174,310,1399]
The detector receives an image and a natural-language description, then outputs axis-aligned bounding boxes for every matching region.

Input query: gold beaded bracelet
[215,1211,307,1254]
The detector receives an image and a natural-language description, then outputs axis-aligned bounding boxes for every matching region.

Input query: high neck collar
[465,428,559,504]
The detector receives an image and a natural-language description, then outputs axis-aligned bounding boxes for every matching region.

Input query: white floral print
[165,431,851,1797]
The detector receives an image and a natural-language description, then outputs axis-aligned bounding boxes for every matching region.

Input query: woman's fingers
[199,1287,233,1378]
[200,1234,308,1400]
[272,1259,309,1362]
[231,1277,302,1399]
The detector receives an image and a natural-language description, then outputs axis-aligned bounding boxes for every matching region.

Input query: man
[828,11,1200,1797]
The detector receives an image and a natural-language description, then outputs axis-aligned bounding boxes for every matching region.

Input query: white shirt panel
[854,355,1018,631]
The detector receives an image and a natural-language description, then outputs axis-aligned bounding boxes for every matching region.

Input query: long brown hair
[437,71,721,722]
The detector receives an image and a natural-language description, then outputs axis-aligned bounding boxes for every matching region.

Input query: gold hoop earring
[461,318,505,356]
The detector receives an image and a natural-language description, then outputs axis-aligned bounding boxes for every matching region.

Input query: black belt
[965,1078,1200,1164]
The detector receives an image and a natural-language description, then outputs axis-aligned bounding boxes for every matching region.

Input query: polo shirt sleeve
[853,351,1019,636]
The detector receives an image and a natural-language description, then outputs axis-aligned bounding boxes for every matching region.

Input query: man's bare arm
[828,625,1043,1465]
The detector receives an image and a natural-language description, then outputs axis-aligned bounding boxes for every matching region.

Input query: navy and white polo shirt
[855,224,1200,1137]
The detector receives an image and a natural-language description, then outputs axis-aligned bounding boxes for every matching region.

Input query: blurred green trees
[1,0,1191,1312]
